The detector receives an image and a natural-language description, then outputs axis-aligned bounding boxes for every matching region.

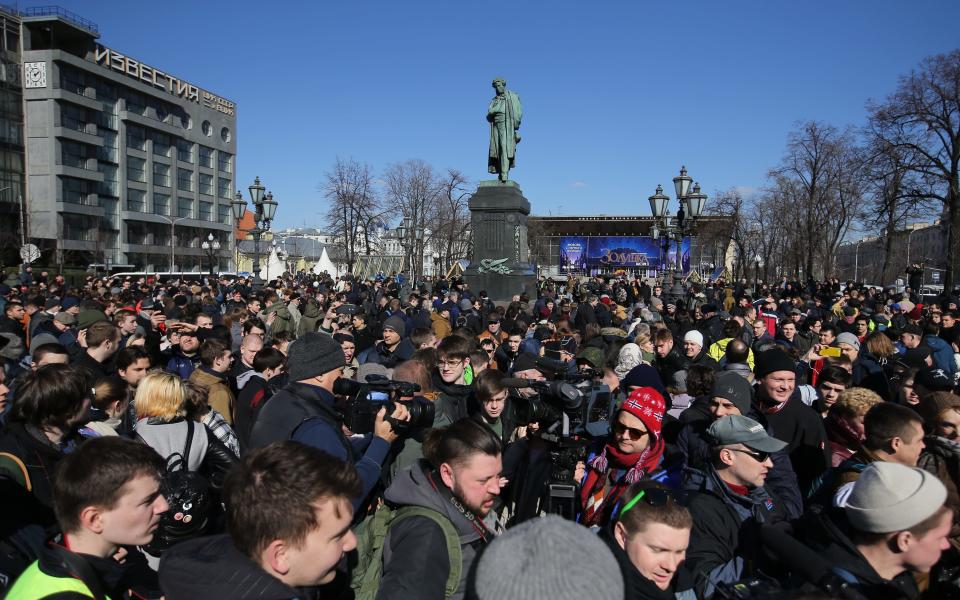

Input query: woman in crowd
[824,387,883,467]
[80,375,129,437]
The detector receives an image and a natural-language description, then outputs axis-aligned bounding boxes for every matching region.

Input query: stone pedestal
[463,181,536,303]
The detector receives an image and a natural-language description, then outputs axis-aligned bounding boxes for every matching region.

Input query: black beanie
[754,349,796,380]
[287,332,346,381]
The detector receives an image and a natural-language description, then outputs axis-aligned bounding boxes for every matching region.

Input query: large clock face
[23,62,47,88]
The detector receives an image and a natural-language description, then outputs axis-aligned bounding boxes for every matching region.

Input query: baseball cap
[708,415,787,453]
[915,367,954,392]
[54,312,76,326]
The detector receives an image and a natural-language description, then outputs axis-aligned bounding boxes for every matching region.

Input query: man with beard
[377,419,503,600]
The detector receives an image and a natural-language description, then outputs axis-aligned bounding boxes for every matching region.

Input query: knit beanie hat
[683,330,704,348]
[286,332,346,381]
[620,387,666,441]
[383,315,406,337]
[468,515,623,600]
[754,349,796,379]
[845,462,947,533]
[712,371,752,414]
[620,364,668,400]
[835,332,861,352]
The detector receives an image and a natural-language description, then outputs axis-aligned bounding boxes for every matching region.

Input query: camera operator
[577,387,667,528]
[601,481,698,599]
[249,333,409,508]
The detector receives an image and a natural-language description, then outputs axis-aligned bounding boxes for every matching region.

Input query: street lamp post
[648,166,708,305]
[201,232,221,277]
[231,176,278,291]
[156,215,188,274]
[854,240,862,283]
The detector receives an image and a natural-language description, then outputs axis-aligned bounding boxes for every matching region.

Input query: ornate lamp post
[231,176,277,290]
[754,253,764,294]
[201,232,221,277]
[648,166,708,304]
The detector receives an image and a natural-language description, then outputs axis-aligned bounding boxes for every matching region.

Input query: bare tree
[320,157,384,273]
[427,168,472,273]
[867,50,960,290]
[383,159,441,277]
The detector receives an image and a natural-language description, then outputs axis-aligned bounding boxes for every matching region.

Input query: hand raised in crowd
[77,328,88,348]
[373,403,411,443]
[149,312,165,329]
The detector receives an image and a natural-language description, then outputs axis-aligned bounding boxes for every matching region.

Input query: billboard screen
[558,236,691,272]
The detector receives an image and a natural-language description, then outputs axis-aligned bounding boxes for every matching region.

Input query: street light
[648,166,708,304]
[201,232,221,277]
[156,215,188,275]
[231,176,278,290]
[754,253,763,293]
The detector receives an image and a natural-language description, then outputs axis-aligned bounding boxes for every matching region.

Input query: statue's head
[492,77,506,93]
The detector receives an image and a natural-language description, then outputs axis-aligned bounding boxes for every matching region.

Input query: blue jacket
[165,351,200,380]
[925,335,956,375]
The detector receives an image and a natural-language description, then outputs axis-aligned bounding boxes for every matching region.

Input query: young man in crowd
[6,436,168,598]
[158,442,361,598]
[74,320,120,382]
[432,335,473,428]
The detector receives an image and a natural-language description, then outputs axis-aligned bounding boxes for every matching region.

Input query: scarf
[825,412,862,450]
[580,437,665,526]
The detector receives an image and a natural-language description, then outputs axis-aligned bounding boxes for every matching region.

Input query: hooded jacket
[158,534,302,600]
[189,366,236,425]
[264,302,300,338]
[296,301,322,337]
[682,466,788,596]
[378,460,496,600]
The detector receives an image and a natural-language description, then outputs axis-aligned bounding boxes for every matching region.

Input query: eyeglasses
[728,448,771,463]
[438,358,464,368]
[619,488,677,517]
[612,421,648,440]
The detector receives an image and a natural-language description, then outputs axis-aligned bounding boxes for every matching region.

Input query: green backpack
[351,504,462,600]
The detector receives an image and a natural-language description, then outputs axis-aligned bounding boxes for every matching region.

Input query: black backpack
[141,420,213,556]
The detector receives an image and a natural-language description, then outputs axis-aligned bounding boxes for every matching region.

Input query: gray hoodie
[379,460,498,600]
[136,419,208,471]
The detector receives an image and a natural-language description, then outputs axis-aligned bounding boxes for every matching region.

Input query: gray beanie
[286,332,346,381]
[383,315,406,337]
[469,515,623,600]
[712,371,752,414]
[459,298,473,312]
[845,462,947,533]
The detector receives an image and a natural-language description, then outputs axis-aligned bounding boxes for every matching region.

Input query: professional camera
[333,374,435,435]
[504,375,615,520]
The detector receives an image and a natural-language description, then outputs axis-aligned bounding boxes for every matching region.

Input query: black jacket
[796,508,920,600]
[432,373,473,428]
[598,528,698,600]
[654,347,687,385]
[683,466,789,596]
[757,389,831,496]
[159,534,304,600]
[248,381,341,449]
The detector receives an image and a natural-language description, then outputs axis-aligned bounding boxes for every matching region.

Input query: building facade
[4,6,236,272]
[835,219,950,287]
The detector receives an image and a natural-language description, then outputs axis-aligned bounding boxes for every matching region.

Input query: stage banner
[558,236,690,272]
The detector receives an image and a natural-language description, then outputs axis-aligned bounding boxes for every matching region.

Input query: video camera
[333,374,435,435]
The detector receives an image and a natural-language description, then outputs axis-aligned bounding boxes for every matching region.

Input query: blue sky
[43,0,960,229]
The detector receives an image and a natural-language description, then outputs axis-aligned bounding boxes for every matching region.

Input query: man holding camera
[249,333,409,509]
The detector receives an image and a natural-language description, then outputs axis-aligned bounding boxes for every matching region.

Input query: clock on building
[23,62,47,88]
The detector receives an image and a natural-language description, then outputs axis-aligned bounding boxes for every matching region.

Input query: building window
[154,193,170,216]
[61,104,93,135]
[217,152,232,173]
[217,177,231,199]
[126,125,146,151]
[153,162,171,188]
[198,146,214,169]
[199,201,213,221]
[125,92,145,116]
[61,140,94,170]
[127,188,146,212]
[99,130,118,163]
[127,156,146,182]
[177,139,193,163]
[217,204,231,224]
[177,168,193,192]
[62,177,97,206]
[153,132,172,158]
[178,197,193,219]
[199,173,214,196]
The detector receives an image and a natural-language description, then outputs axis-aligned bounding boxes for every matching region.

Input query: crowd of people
[0,266,958,599]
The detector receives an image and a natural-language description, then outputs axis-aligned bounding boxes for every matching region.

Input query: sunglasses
[728,448,771,463]
[612,421,648,440]
[619,488,678,517]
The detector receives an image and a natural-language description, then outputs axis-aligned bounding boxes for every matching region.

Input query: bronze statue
[487,77,522,182]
